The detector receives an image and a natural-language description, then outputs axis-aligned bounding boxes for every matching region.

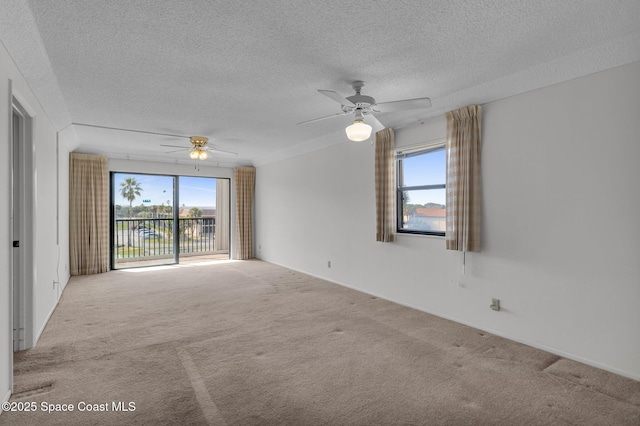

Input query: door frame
[10,90,36,355]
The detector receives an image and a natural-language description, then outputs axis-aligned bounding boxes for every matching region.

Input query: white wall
[109,158,234,180]
[255,61,640,380]
[1,41,69,404]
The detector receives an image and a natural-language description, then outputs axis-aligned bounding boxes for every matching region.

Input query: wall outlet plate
[490,298,500,311]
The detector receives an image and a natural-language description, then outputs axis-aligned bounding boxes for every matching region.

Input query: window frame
[396,143,446,237]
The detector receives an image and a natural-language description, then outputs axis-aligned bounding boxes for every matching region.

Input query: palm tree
[186,207,203,238]
[119,177,142,218]
[188,207,202,218]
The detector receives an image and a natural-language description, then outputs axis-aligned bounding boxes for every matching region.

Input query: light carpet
[2,260,639,425]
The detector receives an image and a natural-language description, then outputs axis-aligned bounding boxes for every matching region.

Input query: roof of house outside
[179,207,216,218]
[414,208,446,217]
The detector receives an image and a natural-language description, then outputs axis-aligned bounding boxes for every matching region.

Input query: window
[396,144,446,236]
[110,172,231,269]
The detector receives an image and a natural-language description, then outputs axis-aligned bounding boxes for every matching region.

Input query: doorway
[11,98,34,352]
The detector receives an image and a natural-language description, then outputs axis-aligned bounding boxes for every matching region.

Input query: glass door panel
[112,173,176,269]
[178,177,230,262]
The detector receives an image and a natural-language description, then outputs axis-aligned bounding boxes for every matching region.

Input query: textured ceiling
[2,0,640,166]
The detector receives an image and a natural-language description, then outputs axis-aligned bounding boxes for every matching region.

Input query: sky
[113,173,221,208]
[401,147,446,206]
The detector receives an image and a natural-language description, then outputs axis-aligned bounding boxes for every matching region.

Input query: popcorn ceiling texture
[1,0,639,164]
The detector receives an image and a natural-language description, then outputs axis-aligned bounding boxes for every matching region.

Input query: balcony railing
[114,217,218,260]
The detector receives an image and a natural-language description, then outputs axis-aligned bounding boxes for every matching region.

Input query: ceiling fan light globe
[198,150,208,160]
[189,149,200,159]
[345,120,372,142]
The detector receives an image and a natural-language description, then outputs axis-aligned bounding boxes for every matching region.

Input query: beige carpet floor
[2,259,639,425]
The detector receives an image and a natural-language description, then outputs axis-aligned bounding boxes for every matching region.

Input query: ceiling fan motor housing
[345,80,376,113]
[190,136,208,147]
[344,94,376,116]
[346,94,376,108]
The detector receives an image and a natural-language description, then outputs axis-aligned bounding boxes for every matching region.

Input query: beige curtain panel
[214,178,230,252]
[234,167,256,260]
[69,153,110,275]
[445,105,482,252]
[375,128,396,242]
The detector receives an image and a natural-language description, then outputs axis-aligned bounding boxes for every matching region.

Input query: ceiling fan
[298,80,432,141]
[70,123,239,160]
[160,136,238,160]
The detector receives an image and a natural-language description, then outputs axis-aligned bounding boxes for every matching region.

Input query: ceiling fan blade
[375,97,432,113]
[318,90,356,107]
[208,147,239,157]
[164,148,188,153]
[363,113,385,132]
[297,111,350,125]
[160,144,189,149]
[73,123,189,139]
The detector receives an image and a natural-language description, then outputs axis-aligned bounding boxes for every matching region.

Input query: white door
[11,108,24,351]
[11,97,33,352]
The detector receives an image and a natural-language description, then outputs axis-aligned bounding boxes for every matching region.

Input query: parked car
[138,228,158,239]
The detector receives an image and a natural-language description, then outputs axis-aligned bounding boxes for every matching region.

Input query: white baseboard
[60,273,71,294]
[34,291,59,345]
[1,388,11,407]
[257,257,640,382]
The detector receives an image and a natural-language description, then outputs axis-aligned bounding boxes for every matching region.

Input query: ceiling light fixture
[188,136,209,160]
[189,147,208,160]
[345,110,372,142]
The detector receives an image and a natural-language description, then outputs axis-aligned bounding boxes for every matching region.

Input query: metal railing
[114,217,217,259]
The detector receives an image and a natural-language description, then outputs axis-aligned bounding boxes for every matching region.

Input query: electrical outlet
[490,298,500,311]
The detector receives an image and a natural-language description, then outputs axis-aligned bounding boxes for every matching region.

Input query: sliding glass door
[112,173,176,268]
[177,176,230,262]
[111,173,230,269]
